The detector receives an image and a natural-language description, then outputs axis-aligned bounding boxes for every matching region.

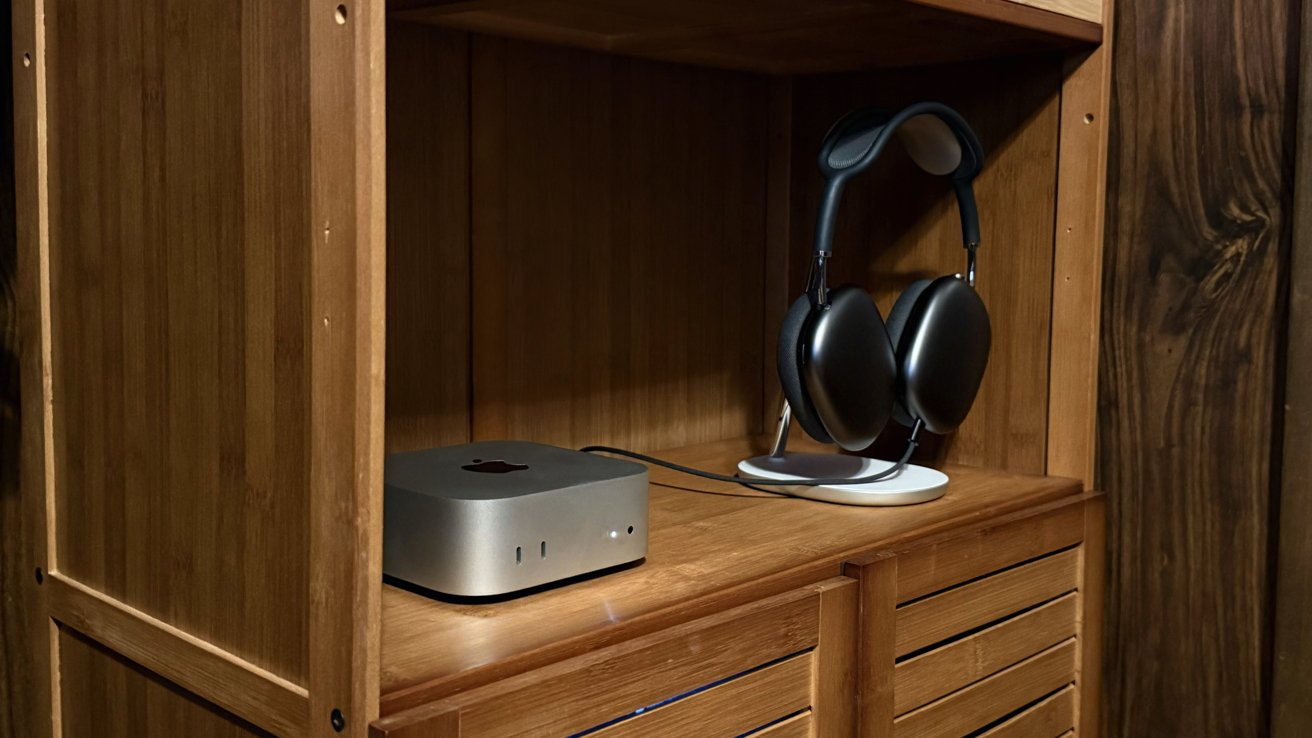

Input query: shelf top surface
[379,434,1082,714]
[389,0,1102,74]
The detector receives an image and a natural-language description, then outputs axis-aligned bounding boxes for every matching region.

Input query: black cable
[582,419,923,488]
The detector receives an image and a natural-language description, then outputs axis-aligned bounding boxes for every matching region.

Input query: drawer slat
[595,653,812,737]
[894,593,1078,714]
[895,500,1084,603]
[745,711,813,738]
[895,549,1079,657]
[893,640,1076,738]
[978,684,1076,737]
[452,587,822,737]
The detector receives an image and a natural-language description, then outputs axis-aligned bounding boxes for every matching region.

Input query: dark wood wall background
[1099,0,1303,736]
[1,3,32,736]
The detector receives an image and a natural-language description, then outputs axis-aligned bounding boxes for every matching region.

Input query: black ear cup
[777,295,834,444]
[884,279,934,427]
[798,286,897,451]
[894,276,991,434]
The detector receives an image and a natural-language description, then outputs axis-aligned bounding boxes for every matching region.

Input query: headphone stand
[736,402,949,506]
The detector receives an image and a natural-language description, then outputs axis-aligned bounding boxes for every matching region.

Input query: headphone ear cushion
[898,276,992,434]
[884,279,934,427]
[777,295,834,444]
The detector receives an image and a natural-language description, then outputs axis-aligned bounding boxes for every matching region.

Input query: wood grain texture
[11,0,58,735]
[43,0,311,682]
[845,553,898,738]
[745,711,812,738]
[469,37,768,451]
[893,495,1084,603]
[591,653,812,738]
[789,56,1061,472]
[393,0,1099,74]
[385,22,472,453]
[894,593,1077,714]
[977,684,1075,737]
[1002,0,1101,22]
[306,0,387,733]
[1046,0,1113,486]
[1,5,33,737]
[895,549,1079,657]
[1272,0,1312,734]
[47,572,308,738]
[58,627,271,738]
[812,578,858,737]
[891,639,1075,738]
[374,584,823,736]
[379,435,1082,715]
[1076,492,1105,737]
[1098,0,1295,734]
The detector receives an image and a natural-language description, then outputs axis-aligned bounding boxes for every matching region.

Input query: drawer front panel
[894,593,1077,714]
[895,548,1079,657]
[593,652,811,737]
[893,640,1076,738]
[456,589,818,736]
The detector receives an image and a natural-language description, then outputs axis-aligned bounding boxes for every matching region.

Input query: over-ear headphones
[778,102,992,452]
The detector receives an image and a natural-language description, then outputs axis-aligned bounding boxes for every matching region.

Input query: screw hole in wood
[35,567,44,584]
[335,4,348,24]
[330,709,345,732]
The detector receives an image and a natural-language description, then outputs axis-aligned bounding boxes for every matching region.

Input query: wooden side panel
[790,56,1061,472]
[7,0,55,735]
[306,0,387,733]
[58,628,270,738]
[469,37,769,450]
[1098,0,1294,734]
[385,22,472,452]
[1046,0,1112,487]
[44,0,311,681]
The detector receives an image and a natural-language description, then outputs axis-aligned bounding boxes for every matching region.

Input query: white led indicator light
[608,530,619,539]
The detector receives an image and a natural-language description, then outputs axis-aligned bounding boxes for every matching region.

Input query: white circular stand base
[737,452,948,506]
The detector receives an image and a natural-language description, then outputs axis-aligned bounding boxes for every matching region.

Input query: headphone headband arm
[812,103,985,264]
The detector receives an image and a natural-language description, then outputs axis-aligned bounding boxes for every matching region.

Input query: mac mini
[383,441,649,597]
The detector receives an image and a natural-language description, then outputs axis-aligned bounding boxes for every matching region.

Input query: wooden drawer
[845,497,1092,738]
[373,578,854,737]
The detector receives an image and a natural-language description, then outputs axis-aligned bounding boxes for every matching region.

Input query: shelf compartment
[389,0,1101,73]
[377,435,1082,717]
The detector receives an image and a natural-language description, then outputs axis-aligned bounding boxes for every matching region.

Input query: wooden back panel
[387,27,772,452]
[386,29,1070,468]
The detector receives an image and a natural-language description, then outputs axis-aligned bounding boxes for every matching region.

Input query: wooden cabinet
[8,0,1113,736]
[370,464,1102,737]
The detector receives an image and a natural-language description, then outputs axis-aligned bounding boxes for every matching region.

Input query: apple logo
[461,458,529,474]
